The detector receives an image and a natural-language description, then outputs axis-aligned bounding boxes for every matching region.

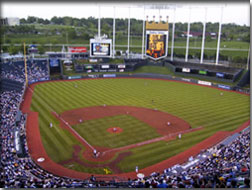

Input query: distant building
[0,17,20,26]
[181,31,217,39]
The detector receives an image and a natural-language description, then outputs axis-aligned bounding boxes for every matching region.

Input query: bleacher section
[219,133,241,146]
[237,70,250,87]
[0,79,24,93]
[165,60,243,82]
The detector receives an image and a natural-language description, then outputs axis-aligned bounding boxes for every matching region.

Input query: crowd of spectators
[0,58,250,188]
[1,59,49,83]
[128,130,250,188]
[0,90,93,188]
[1,87,250,188]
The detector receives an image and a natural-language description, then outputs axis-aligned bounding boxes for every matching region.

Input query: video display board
[90,39,112,58]
[199,70,207,75]
[146,30,168,60]
[49,59,60,67]
[49,59,61,75]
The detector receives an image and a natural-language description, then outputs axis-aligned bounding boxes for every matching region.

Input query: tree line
[1,16,249,42]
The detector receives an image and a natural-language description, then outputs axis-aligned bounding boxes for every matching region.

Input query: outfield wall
[133,60,242,83]
[60,73,235,92]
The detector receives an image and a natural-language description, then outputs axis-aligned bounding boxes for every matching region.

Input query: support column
[247,47,250,70]
[166,16,169,58]
[142,7,145,59]
[113,6,116,58]
[98,5,101,38]
[127,7,130,59]
[171,8,176,61]
[200,7,207,64]
[216,6,224,65]
[185,7,191,62]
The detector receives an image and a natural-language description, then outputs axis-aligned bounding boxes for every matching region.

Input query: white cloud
[1,2,250,26]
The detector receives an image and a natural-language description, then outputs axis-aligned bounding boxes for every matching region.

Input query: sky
[1,2,250,26]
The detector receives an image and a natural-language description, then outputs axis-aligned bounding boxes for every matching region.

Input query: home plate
[137,173,145,179]
[37,157,45,162]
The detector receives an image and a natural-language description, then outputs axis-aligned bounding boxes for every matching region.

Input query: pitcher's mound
[107,127,123,134]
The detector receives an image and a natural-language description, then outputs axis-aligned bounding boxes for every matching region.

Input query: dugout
[14,129,25,157]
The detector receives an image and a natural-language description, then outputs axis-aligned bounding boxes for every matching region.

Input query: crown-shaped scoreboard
[145,21,169,31]
[145,17,169,60]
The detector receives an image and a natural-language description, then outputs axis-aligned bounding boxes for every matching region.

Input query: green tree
[63,17,73,25]
[27,16,37,24]
[20,18,27,24]
[38,44,46,54]
[8,44,19,55]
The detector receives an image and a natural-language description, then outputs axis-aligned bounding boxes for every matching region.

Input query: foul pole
[23,43,28,86]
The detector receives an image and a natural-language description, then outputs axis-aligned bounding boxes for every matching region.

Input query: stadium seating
[0,58,250,188]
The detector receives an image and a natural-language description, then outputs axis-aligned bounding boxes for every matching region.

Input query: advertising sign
[68,47,87,53]
[216,72,225,78]
[118,65,126,68]
[103,74,116,78]
[182,68,191,73]
[101,65,110,69]
[85,65,93,69]
[68,76,82,79]
[89,59,98,63]
[88,75,99,78]
[181,78,191,82]
[199,70,207,75]
[198,80,212,86]
[218,84,231,90]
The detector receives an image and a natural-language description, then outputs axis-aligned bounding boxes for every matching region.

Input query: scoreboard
[146,30,168,60]
[90,39,112,58]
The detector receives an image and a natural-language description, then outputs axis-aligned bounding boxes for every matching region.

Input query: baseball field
[25,78,249,177]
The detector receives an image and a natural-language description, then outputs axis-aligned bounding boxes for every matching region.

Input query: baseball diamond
[20,77,249,179]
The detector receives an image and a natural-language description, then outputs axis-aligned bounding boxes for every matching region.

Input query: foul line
[52,112,95,151]
[27,86,95,151]
[102,127,203,155]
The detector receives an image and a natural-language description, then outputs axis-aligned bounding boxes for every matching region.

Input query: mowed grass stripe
[31,78,249,173]
[32,99,77,153]
[31,87,83,161]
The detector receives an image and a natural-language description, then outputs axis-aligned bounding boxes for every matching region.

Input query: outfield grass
[30,78,249,173]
